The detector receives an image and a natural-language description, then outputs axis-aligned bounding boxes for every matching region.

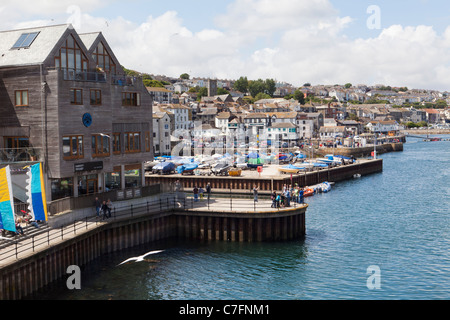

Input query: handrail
[0,192,305,263]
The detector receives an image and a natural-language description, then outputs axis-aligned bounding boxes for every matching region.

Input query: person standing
[253,185,259,202]
[199,186,204,200]
[175,180,181,201]
[206,183,211,201]
[193,186,199,202]
[271,191,277,208]
[94,197,101,217]
[299,187,304,204]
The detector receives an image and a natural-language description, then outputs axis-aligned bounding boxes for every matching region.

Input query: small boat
[308,181,331,193]
[278,164,306,174]
[353,173,361,178]
[228,168,242,176]
[152,162,176,174]
[303,188,315,197]
[176,163,199,175]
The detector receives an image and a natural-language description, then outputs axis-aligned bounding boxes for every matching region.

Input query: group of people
[193,183,211,202]
[271,184,305,208]
[94,197,113,220]
[0,210,40,238]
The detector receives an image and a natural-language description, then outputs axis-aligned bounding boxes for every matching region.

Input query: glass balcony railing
[0,147,40,163]
[111,74,141,87]
[62,68,107,83]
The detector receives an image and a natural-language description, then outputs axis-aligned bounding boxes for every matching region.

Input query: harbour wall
[316,143,403,158]
[146,158,383,193]
[0,206,306,300]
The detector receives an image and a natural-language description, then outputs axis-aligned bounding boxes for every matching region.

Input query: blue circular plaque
[82,113,92,127]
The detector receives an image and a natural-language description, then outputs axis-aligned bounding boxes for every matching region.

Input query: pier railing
[1,192,299,263]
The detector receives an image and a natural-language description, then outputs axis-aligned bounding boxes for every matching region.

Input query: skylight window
[11,32,40,49]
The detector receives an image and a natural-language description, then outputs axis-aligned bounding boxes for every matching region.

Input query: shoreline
[401,129,450,135]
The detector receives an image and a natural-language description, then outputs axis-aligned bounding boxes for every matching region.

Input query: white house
[147,87,173,104]
[365,120,399,133]
[153,112,172,156]
[159,104,191,136]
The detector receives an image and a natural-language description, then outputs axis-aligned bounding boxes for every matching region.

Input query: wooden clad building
[0,24,153,202]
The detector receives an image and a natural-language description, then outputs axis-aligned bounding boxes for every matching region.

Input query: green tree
[180,73,190,80]
[265,78,276,96]
[197,87,208,101]
[217,88,230,95]
[293,89,305,104]
[345,83,352,89]
[233,76,249,93]
[254,92,272,101]
[248,79,266,98]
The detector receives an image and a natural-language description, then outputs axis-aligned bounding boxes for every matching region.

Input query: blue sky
[2,0,450,90]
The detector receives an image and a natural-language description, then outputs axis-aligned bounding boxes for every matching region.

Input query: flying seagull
[117,250,164,266]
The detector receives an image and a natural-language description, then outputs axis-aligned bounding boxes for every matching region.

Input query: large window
[124,132,140,153]
[92,41,116,74]
[91,134,110,157]
[122,92,140,106]
[70,88,83,105]
[63,135,83,160]
[51,178,73,201]
[15,90,28,106]
[145,131,151,152]
[90,89,101,105]
[54,34,88,72]
[4,136,29,149]
[112,133,121,154]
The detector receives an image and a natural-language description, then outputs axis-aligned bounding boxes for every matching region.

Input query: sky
[2,0,450,91]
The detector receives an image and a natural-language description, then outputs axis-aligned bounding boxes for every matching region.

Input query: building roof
[266,111,297,119]
[319,126,346,132]
[160,103,190,110]
[147,87,171,93]
[270,122,297,128]
[0,24,70,68]
[216,112,231,119]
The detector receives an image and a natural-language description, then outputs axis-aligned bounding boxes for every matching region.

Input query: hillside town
[0,24,449,203]
[147,75,450,156]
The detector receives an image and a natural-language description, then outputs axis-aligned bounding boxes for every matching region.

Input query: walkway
[0,193,304,268]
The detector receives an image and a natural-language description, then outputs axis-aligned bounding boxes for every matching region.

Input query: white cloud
[2,0,450,90]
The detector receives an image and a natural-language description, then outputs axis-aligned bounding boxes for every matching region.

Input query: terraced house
[0,24,153,204]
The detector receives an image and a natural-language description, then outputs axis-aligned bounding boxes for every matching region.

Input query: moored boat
[278,164,306,174]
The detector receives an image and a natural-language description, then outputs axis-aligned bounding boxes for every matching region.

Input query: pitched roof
[0,24,70,68]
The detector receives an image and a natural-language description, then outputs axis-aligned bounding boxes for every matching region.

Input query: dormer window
[11,32,39,49]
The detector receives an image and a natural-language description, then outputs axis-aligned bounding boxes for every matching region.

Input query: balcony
[62,68,107,83]
[0,147,40,163]
[111,74,141,87]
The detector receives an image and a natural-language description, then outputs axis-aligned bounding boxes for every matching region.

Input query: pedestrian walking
[101,200,109,220]
[253,185,259,202]
[106,199,113,218]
